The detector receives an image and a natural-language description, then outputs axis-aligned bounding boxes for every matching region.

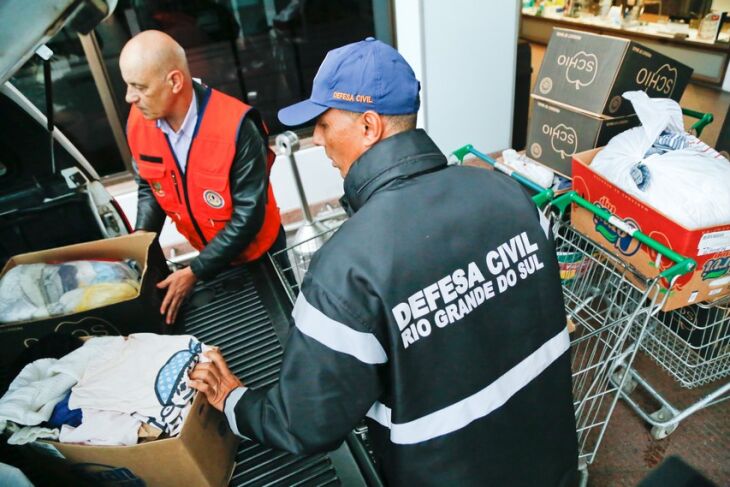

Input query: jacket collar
[341,129,447,215]
[192,81,208,108]
[190,82,212,138]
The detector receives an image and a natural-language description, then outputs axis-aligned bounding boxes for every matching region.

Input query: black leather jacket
[133,82,270,280]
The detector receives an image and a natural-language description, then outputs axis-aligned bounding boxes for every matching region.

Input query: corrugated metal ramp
[180,262,377,487]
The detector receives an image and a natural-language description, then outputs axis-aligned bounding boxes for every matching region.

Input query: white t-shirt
[69,333,208,436]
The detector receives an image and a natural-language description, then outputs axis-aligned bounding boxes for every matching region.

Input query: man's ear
[361,111,384,148]
[168,70,185,94]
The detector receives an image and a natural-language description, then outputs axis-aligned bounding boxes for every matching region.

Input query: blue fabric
[278,38,421,126]
[644,130,688,157]
[631,163,651,191]
[48,391,82,428]
[636,130,692,190]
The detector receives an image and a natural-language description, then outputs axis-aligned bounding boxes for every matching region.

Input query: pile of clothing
[0,260,141,323]
[0,333,209,446]
[591,91,730,230]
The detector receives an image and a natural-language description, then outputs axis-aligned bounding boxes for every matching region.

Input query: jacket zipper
[163,86,214,246]
[165,134,208,246]
[170,172,182,204]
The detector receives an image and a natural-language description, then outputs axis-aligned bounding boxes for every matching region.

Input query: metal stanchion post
[275,131,330,272]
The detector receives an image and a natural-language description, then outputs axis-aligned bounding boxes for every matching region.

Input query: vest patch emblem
[152,182,165,197]
[204,190,225,209]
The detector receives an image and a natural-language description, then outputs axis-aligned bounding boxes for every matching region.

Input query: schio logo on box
[636,64,677,96]
[542,123,577,159]
[702,256,730,281]
[592,197,642,256]
[558,51,598,89]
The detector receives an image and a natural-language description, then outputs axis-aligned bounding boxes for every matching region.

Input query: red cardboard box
[570,148,730,311]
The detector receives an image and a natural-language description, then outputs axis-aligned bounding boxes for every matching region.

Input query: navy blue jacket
[227,129,578,486]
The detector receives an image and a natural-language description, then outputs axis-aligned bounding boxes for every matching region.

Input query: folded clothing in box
[0,334,209,446]
[0,260,141,323]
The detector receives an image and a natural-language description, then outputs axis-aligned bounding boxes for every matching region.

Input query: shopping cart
[454,105,728,440]
[551,107,729,441]
[453,145,701,484]
[547,192,699,468]
[270,217,345,304]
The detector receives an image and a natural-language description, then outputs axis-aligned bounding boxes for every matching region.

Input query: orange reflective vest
[127,87,281,264]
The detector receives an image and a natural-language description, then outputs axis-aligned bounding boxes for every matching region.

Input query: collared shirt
[157,92,197,173]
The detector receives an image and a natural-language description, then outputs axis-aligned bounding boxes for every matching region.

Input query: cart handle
[550,191,696,282]
[682,108,713,137]
[451,144,554,206]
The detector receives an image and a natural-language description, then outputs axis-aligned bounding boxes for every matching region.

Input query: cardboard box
[526,96,639,177]
[0,232,169,369]
[30,393,238,487]
[533,28,693,117]
[570,148,730,311]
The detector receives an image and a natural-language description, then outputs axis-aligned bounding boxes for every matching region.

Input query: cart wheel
[650,424,678,440]
[611,367,637,395]
[620,376,638,395]
[649,408,678,439]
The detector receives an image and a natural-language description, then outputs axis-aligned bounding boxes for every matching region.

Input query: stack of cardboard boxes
[526,27,693,177]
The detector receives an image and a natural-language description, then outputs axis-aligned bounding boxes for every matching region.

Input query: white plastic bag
[0,260,140,323]
[591,91,730,229]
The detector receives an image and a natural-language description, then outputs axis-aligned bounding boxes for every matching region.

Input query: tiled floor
[526,42,730,487]
[589,354,730,486]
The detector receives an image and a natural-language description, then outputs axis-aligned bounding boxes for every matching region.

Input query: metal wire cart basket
[270,216,344,303]
[547,192,700,476]
[454,138,729,484]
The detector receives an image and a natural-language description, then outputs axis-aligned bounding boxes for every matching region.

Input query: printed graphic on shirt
[392,232,545,350]
[150,338,201,433]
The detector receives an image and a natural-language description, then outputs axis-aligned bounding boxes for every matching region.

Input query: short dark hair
[344,111,417,134]
[384,113,417,133]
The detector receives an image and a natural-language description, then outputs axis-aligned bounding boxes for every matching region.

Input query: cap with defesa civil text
[277,37,421,127]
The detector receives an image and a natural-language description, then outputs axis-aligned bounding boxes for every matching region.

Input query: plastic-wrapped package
[0,260,140,323]
[501,149,555,189]
[591,91,730,229]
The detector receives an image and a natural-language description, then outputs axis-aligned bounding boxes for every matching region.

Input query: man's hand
[189,350,244,412]
[157,266,197,324]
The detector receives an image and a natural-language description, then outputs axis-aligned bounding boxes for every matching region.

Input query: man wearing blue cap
[191,38,578,486]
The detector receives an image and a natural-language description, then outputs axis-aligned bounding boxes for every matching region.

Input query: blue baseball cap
[278,37,421,126]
